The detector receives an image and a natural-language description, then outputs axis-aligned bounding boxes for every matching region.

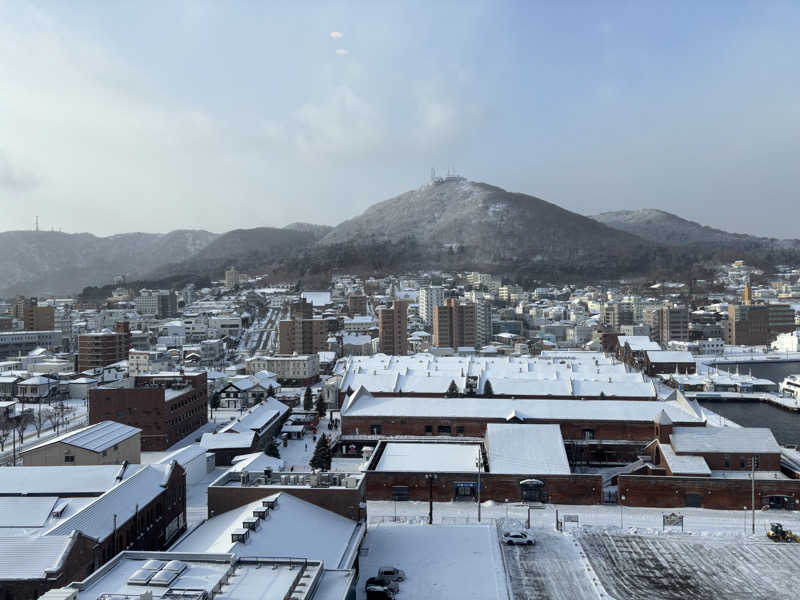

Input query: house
[22,420,142,466]
[17,374,61,403]
[643,351,696,376]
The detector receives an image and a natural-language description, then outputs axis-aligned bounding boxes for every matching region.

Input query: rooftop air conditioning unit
[253,507,267,520]
[231,528,249,543]
[263,497,278,509]
[242,517,258,531]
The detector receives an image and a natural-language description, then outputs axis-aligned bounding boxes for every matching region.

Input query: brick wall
[208,483,364,521]
[365,471,602,505]
[342,415,701,442]
[619,474,800,510]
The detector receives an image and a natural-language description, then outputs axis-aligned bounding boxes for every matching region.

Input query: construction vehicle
[767,523,800,542]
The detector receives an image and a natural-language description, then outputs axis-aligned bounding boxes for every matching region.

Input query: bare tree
[15,410,34,445]
[46,408,60,433]
[33,407,52,438]
[0,416,11,452]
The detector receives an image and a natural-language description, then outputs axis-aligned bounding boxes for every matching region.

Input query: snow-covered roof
[155,443,209,467]
[0,534,79,580]
[645,351,695,364]
[24,421,141,454]
[343,390,703,424]
[486,424,570,474]
[618,336,661,351]
[0,465,143,496]
[301,291,332,306]
[218,397,289,435]
[171,493,360,569]
[670,427,780,454]
[227,452,285,473]
[200,431,256,450]
[45,463,177,542]
[658,443,711,476]
[375,442,480,472]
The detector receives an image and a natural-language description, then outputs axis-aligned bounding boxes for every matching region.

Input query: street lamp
[424,473,438,525]
[620,495,626,529]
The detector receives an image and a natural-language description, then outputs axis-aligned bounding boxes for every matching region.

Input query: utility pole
[476,452,482,523]
[751,456,756,535]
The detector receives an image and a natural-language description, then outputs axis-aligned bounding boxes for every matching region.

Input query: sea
[698,361,800,446]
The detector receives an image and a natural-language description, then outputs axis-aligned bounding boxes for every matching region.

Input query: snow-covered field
[356,523,509,600]
[578,531,800,600]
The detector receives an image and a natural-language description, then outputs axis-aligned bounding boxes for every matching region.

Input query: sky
[1,0,799,237]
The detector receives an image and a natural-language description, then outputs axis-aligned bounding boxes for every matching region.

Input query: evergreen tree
[315,395,326,419]
[446,381,459,397]
[309,433,332,471]
[266,385,275,398]
[483,379,493,396]
[265,439,280,458]
[303,386,313,411]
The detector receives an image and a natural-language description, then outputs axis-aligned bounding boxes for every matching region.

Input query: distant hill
[0,229,217,296]
[145,227,318,281]
[316,178,657,278]
[282,222,333,239]
[592,209,800,254]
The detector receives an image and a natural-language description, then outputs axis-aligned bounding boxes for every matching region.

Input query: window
[752,455,760,469]
[424,425,433,435]
[370,424,382,435]
[582,429,595,440]
[455,426,465,436]
[64,455,75,463]
[391,486,409,501]
[437,425,452,435]
[739,456,745,468]
[723,454,730,468]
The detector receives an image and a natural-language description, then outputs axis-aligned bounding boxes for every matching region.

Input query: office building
[134,289,178,318]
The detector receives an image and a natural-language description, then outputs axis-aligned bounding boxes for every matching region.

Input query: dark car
[365,577,400,594]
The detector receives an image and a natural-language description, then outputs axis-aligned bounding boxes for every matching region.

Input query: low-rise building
[22,420,141,466]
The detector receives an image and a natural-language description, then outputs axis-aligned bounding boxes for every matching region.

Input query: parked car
[502,530,535,546]
[377,566,406,582]
[365,583,396,600]
[365,577,400,594]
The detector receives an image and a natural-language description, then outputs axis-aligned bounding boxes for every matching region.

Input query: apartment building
[433,298,477,349]
[135,289,178,318]
[419,285,445,326]
[377,301,409,355]
[278,317,329,354]
[78,321,132,371]
[14,296,55,331]
[645,305,690,345]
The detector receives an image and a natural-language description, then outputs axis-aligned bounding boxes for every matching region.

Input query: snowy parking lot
[578,532,800,600]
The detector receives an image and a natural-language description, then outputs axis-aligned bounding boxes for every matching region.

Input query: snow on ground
[578,531,800,600]
[367,500,800,538]
[355,523,508,600]
[500,523,601,600]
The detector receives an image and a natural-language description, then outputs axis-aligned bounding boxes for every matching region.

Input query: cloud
[335,48,349,55]
[330,31,343,39]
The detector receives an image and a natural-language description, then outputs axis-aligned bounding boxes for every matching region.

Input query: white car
[502,530,535,546]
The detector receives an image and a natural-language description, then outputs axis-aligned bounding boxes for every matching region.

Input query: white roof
[46,463,176,542]
[343,390,703,424]
[658,443,711,476]
[0,534,78,580]
[171,493,360,569]
[376,442,480,472]
[155,443,209,467]
[670,427,780,454]
[200,431,256,450]
[24,421,141,454]
[485,424,570,474]
[301,291,332,306]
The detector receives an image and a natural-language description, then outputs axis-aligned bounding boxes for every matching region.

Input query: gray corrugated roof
[45,463,174,541]
[0,534,76,580]
[25,421,141,454]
